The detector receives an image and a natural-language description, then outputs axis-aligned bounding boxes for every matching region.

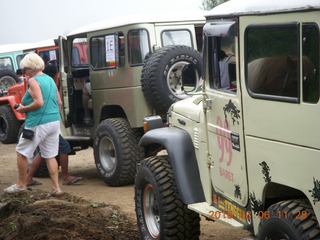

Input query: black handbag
[22,128,34,140]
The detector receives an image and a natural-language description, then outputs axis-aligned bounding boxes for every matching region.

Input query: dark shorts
[59,134,71,154]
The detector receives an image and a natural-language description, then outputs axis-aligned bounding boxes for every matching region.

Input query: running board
[188,202,244,228]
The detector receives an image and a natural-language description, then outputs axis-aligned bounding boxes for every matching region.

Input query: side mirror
[181,64,197,92]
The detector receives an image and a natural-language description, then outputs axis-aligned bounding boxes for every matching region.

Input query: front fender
[140,127,205,205]
[0,95,25,120]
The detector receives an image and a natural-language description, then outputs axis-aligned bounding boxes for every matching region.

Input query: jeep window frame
[204,20,238,93]
[0,57,14,71]
[161,29,194,48]
[38,49,58,66]
[244,22,300,103]
[128,28,151,67]
[90,32,125,70]
[71,37,89,68]
[302,22,320,104]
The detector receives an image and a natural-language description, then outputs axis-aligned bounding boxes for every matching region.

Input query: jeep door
[57,36,70,126]
[204,20,248,207]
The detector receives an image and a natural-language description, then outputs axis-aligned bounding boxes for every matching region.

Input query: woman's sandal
[47,188,64,197]
[3,184,28,194]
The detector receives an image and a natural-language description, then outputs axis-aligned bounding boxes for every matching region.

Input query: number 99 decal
[216,116,232,166]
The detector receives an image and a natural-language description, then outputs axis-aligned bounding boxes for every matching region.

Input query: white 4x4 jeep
[57,13,205,186]
[135,1,320,239]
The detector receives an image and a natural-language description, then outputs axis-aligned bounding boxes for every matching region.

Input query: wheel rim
[0,76,17,90]
[144,184,160,238]
[166,61,198,98]
[166,61,189,98]
[99,135,116,172]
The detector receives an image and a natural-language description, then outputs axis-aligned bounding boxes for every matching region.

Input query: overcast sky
[1,0,204,45]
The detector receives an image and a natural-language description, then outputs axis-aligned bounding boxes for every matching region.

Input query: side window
[0,57,14,71]
[195,26,203,51]
[72,38,88,67]
[90,32,125,69]
[128,29,150,66]
[39,49,58,65]
[17,54,26,68]
[162,30,193,48]
[207,29,237,93]
[246,24,299,100]
[302,23,319,103]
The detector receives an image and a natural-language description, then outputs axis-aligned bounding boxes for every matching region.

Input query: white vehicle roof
[0,39,56,55]
[67,11,207,36]
[206,0,320,17]
[32,39,56,49]
[0,43,34,54]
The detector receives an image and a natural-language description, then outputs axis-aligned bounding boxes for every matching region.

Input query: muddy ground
[0,143,252,239]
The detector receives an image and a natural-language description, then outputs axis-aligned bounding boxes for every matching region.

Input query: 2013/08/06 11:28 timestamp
[208,210,308,220]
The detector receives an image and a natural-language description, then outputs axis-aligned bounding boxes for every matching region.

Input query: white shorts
[16,121,60,159]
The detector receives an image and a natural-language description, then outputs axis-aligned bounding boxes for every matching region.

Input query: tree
[201,0,230,10]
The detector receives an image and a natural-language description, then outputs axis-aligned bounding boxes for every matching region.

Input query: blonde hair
[20,52,45,72]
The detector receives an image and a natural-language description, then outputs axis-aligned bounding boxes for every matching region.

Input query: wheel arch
[262,182,308,211]
[139,127,205,205]
[99,105,127,122]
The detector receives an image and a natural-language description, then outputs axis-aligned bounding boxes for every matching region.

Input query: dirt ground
[0,143,253,239]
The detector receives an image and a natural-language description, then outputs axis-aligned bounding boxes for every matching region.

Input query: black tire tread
[141,45,202,114]
[0,69,21,90]
[259,199,320,240]
[137,156,200,239]
[0,105,21,144]
[95,118,144,186]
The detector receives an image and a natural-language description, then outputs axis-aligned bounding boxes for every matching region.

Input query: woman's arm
[16,78,44,113]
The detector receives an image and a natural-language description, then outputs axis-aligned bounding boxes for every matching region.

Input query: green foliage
[201,0,230,10]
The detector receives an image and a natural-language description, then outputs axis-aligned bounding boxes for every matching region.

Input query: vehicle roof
[0,43,34,54]
[31,39,56,49]
[206,0,320,18]
[0,39,56,55]
[67,11,207,37]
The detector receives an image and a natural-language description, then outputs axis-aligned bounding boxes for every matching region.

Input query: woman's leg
[16,152,29,189]
[45,157,61,192]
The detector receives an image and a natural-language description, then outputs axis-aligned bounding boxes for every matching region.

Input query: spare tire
[141,45,202,115]
[0,70,21,91]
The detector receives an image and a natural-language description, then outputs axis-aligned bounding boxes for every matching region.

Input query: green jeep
[135,1,320,239]
[57,13,205,186]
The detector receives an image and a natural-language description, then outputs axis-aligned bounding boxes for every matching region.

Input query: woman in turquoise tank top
[3,53,63,197]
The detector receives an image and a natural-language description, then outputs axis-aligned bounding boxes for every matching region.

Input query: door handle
[231,132,240,151]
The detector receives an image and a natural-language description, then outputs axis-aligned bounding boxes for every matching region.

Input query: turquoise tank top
[22,74,60,127]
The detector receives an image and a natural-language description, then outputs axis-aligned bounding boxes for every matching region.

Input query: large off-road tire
[135,155,200,239]
[258,199,320,240]
[93,118,144,186]
[141,45,202,115]
[0,105,22,144]
[0,70,20,90]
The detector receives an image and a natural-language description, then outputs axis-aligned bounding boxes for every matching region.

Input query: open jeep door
[204,20,249,208]
[57,35,70,127]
